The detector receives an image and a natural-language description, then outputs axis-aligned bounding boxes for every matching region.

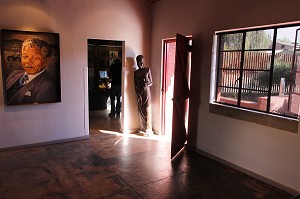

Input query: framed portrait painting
[1,29,61,105]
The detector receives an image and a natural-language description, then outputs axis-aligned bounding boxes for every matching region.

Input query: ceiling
[146,0,162,3]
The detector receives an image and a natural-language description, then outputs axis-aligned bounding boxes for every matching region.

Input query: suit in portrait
[6,70,57,105]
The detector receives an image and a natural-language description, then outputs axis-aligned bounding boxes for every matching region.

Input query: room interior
[0,0,300,197]
[0,111,294,198]
[87,39,123,110]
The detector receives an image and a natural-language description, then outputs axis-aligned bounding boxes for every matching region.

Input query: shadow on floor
[0,109,293,199]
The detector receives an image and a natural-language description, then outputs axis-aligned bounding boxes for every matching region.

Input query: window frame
[214,23,300,120]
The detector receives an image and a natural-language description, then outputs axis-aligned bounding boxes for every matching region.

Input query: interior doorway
[161,39,176,136]
[161,36,192,140]
[87,39,124,133]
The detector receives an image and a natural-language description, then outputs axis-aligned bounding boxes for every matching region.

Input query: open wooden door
[171,33,192,159]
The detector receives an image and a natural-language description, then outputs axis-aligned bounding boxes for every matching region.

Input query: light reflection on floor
[89,107,171,143]
[98,129,171,142]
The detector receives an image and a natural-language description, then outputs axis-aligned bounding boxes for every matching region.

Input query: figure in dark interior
[109,59,122,117]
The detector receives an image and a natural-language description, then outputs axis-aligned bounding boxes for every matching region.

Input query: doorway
[161,39,176,136]
[161,36,192,145]
[87,39,124,133]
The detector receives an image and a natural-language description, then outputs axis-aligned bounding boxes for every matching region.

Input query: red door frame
[161,38,176,136]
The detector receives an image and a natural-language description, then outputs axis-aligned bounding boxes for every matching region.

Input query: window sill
[209,103,299,133]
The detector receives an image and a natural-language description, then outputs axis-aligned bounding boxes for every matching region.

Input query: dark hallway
[0,110,293,198]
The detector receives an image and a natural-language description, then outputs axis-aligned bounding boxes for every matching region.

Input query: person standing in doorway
[109,59,122,117]
[134,55,153,136]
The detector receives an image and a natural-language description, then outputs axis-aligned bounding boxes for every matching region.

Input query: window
[214,23,300,119]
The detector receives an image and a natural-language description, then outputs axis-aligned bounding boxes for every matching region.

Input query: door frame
[161,38,176,136]
[84,39,125,135]
[161,35,192,139]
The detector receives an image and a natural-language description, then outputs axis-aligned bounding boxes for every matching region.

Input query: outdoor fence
[219,51,300,95]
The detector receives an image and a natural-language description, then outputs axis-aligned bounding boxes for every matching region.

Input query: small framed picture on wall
[1,29,61,105]
[109,50,118,58]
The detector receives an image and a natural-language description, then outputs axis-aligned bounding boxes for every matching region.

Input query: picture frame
[109,50,118,58]
[1,29,61,105]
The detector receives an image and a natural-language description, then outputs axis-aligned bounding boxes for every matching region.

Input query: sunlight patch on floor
[98,129,171,142]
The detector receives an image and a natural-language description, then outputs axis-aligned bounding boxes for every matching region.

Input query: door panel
[171,33,191,159]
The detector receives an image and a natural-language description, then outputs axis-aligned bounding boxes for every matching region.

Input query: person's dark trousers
[110,85,121,115]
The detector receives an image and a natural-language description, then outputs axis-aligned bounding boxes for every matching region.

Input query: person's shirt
[110,63,122,86]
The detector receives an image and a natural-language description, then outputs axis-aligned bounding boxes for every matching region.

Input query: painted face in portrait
[21,44,49,75]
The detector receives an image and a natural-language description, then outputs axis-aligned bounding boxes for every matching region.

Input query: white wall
[151,0,300,192]
[0,0,151,148]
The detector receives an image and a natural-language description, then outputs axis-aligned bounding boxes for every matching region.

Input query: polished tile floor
[0,109,293,199]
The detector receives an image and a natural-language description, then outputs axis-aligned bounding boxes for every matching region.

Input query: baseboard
[0,135,90,152]
[185,144,299,195]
